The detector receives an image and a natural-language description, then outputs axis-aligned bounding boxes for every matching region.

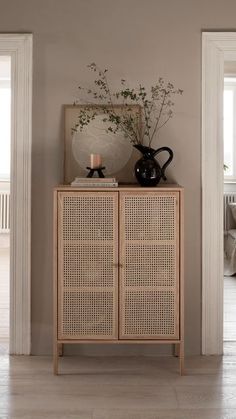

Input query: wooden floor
[224,276,236,341]
[0,353,236,418]
[0,234,9,354]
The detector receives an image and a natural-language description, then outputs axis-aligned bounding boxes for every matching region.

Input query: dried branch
[73,63,183,147]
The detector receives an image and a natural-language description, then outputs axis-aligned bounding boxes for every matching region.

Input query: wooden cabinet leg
[53,342,59,375]
[179,342,184,376]
[173,344,180,357]
[58,343,63,357]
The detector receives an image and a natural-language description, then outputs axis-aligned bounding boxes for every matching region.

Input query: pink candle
[90,154,102,168]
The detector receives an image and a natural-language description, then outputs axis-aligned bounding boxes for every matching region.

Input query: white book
[71,181,118,188]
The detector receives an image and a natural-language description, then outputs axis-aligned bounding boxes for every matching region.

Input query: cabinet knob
[112,263,123,268]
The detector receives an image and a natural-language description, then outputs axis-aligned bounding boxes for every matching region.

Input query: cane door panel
[57,191,118,340]
[119,191,179,339]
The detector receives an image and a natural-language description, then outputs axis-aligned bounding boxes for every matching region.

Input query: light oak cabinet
[53,186,184,374]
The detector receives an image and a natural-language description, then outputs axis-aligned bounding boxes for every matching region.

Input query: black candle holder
[86,167,106,178]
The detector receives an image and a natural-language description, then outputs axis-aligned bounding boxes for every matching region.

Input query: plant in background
[73,63,183,147]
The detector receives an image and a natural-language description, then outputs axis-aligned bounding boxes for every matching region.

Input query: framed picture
[64,104,141,184]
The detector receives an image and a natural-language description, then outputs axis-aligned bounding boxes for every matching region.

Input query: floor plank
[224,276,236,341]
[0,234,9,352]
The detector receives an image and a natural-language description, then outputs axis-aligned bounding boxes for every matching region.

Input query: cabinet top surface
[54,184,183,192]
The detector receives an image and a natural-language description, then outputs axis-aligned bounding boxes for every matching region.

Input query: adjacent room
[224,65,236,353]
[0,55,10,355]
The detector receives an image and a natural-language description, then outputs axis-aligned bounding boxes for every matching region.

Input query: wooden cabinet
[53,186,184,374]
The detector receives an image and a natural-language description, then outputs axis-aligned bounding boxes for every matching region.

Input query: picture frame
[64,104,141,184]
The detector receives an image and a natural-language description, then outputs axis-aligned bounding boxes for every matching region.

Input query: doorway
[0,34,32,355]
[202,32,236,355]
[223,70,236,354]
[0,56,11,353]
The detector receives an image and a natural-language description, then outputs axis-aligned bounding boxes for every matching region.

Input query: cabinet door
[57,191,118,340]
[119,191,179,340]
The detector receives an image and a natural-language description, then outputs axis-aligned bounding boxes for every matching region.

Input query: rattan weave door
[119,191,179,340]
[57,191,118,340]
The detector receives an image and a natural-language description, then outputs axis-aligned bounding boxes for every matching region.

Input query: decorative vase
[134,144,173,187]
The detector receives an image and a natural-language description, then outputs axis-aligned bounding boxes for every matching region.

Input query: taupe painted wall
[1,0,236,355]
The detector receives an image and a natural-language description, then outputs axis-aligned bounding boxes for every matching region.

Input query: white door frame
[0,34,32,354]
[202,32,236,355]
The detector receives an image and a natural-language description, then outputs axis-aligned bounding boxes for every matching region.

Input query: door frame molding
[0,34,33,354]
[202,32,236,355]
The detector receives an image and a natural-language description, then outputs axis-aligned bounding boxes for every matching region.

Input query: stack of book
[71,177,118,188]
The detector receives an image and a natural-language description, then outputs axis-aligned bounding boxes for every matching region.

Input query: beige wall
[225,61,236,75]
[1,0,236,355]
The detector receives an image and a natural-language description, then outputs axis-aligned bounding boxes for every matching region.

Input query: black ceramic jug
[134,144,173,187]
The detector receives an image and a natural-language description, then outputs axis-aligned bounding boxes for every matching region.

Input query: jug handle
[153,147,173,180]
